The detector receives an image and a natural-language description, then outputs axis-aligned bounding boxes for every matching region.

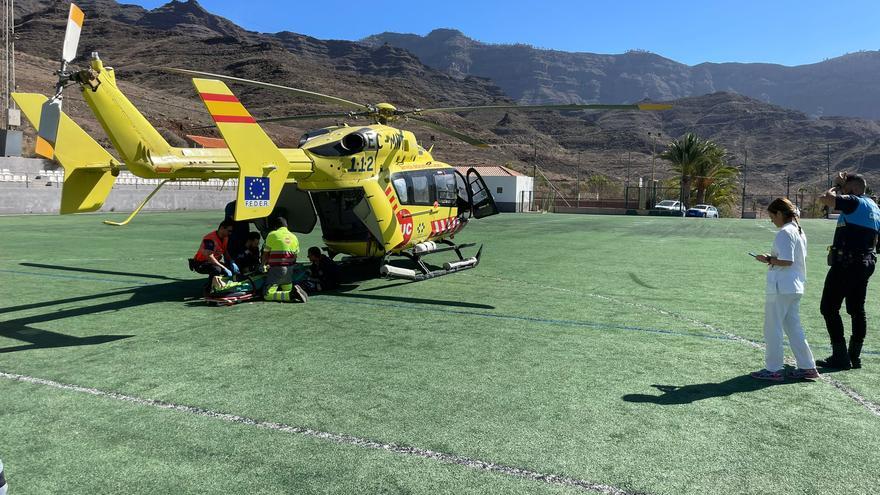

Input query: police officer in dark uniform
[817,173,880,370]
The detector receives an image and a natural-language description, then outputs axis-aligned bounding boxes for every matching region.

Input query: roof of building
[452,166,525,177]
[187,135,227,148]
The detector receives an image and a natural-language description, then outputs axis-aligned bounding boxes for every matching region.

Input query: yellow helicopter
[13,4,671,280]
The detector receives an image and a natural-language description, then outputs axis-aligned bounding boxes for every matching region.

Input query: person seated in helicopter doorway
[262,216,308,303]
[234,231,263,275]
[189,218,239,292]
[224,201,250,260]
[307,246,340,292]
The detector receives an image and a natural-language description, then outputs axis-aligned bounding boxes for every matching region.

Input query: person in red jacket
[190,218,238,290]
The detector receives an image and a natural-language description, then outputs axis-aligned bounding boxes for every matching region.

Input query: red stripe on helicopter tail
[199,93,240,103]
[213,115,257,124]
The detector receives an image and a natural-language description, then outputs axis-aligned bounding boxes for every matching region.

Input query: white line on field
[0,371,645,495]
[468,274,880,417]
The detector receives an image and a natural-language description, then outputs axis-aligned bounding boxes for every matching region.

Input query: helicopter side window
[392,177,409,204]
[411,175,431,204]
[434,172,457,207]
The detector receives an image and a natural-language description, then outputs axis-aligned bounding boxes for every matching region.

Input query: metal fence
[528,186,831,219]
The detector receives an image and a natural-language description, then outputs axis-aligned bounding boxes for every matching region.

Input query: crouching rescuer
[190,219,238,291]
[262,217,308,303]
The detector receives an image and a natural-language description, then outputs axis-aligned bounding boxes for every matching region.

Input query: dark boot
[817,341,852,370]
[849,340,864,369]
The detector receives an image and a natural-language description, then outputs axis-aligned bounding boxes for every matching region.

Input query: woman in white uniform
[751,197,820,381]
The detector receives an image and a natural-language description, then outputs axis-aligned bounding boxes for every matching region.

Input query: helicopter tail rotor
[35,99,62,159]
[61,3,85,67]
[36,3,85,160]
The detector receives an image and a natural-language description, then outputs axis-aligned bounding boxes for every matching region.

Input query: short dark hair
[846,173,867,191]
[218,218,235,230]
[269,216,287,230]
[308,246,322,257]
[246,232,262,241]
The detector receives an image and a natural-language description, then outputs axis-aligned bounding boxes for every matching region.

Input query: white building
[455,166,534,212]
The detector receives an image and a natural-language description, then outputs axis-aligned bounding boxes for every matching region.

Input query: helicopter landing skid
[380,241,482,281]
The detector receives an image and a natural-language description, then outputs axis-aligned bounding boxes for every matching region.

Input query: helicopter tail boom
[74,56,177,179]
[12,92,118,213]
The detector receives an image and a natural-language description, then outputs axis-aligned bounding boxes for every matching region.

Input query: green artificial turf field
[1,211,879,494]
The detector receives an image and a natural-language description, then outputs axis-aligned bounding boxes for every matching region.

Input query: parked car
[686,204,720,218]
[653,200,685,211]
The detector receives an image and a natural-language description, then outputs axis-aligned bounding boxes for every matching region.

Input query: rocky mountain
[10,0,880,198]
[364,29,880,121]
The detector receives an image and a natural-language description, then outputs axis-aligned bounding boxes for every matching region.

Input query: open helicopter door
[250,183,318,236]
[458,168,499,219]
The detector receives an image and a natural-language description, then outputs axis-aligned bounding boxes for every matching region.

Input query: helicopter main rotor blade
[162,68,372,111]
[412,103,672,114]
[255,111,374,123]
[409,116,489,148]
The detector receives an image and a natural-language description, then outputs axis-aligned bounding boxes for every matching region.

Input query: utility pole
[532,143,537,183]
[826,143,831,188]
[576,153,581,207]
[1,0,21,157]
[786,175,790,198]
[2,0,9,128]
[741,149,748,218]
[649,132,659,207]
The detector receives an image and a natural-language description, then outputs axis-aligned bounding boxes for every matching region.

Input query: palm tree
[660,133,738,207]
[660,133,705,207]
[692,141,738,205]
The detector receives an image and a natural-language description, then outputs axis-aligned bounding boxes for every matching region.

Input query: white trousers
[764,293,816,371]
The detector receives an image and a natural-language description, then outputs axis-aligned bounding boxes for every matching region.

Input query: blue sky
[127,0,880,66]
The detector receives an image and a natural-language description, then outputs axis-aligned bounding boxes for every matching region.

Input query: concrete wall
[0,157,235,215]
[0,182,234,215]
[0,157,55,173]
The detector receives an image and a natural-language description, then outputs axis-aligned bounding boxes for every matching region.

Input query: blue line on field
[3,266,876,357]
[332,298,736,340]
[0,268,153,286]
[329,297,880,356]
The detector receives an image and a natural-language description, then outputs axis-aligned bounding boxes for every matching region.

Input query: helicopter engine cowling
[339,129,379,154]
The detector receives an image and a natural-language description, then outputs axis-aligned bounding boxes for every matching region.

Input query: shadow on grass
[622,374,798,405]
[20,262,184,281]
[628,272,658,290]
[320,290,495,310]
[359,281,417,292]
[0,277,204,354]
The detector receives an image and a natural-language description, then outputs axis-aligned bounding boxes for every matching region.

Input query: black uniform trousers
[820,259,875,362]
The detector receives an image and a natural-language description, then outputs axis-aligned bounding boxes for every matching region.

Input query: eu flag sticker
[244,176,270,207]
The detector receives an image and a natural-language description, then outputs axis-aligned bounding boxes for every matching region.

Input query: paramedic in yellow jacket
[262,217,308,303]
